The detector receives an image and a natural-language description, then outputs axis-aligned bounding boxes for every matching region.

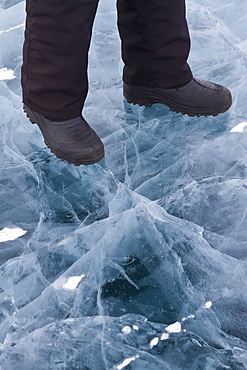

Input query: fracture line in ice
[0,23,24,35]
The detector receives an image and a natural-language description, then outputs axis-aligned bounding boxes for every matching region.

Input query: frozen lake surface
[0,0,247,368]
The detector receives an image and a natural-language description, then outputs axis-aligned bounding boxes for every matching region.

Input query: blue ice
[0,0,247,369]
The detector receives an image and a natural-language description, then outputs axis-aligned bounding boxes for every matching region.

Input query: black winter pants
[21,0,193,120]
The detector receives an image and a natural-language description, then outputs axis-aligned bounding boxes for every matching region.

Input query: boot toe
[24,105,105,165]
[191,78,232,115]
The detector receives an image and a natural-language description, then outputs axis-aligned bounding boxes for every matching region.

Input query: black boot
[24,105,104,166]
[123,78,232,117]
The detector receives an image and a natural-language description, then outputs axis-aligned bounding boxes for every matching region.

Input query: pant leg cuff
[23,98,82,120]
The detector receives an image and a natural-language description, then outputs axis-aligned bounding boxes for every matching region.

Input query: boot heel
[23,104,37,124]
[123,83,154,107]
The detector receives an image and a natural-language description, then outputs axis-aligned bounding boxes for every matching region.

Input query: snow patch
[63,275,85,290]
[150,337,159,348]
[230,122,247,133]
[117,355,139,369]
[0,67,16,80]
[121,326,132,334]
[165,321,182,334]
[0,227,27,242]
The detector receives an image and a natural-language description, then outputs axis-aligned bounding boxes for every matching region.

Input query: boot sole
[123,84,232,117]
[23,105,104,166]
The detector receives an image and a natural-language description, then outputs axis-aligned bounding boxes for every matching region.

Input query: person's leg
[117,0,232,117]
[22,0,104,165]
[22,0,99,121]
[117,0,192,89]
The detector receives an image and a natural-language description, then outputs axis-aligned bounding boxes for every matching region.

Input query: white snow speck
[230,122,247,133]
[204,301,212,309]
[161,333,169,340]
[121,326,132,334]
[150,337,159,348]
[117,355,139,369]
[0,67,16,80]
[0,227,27,242]
[182,314,195,322]
[63,274,85,290]
[165,321,182,333]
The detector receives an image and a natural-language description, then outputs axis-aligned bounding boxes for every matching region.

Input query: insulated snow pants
[21,0,193,120]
